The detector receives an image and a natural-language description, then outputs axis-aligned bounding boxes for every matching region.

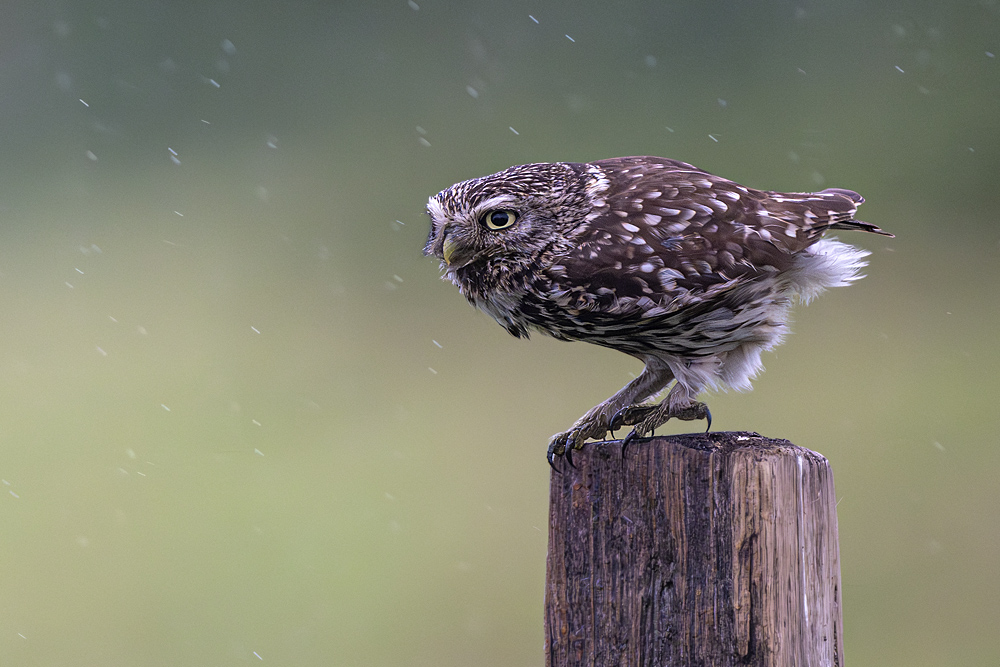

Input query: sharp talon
[565,445,577,469]
[547,450,561,473]
[704,406,713,432]
[609,408,627,432]
[621,428,638,459]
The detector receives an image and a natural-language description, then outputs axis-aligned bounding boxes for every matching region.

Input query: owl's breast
[472,290,532,339]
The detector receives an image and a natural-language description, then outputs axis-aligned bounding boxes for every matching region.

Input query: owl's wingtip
[831,219,894,237]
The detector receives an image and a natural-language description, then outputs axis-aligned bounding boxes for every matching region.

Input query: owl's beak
[442,236,460,265]
[440,231,477,268]
[425,220,478,267]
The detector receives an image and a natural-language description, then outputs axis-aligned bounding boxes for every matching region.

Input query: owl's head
[424,162,605,285]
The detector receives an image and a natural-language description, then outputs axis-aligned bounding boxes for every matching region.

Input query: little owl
[424,157,891,467]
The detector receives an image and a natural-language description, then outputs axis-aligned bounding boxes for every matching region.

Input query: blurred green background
[0,0,997,665]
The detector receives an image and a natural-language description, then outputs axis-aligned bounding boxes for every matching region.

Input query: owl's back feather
[523,157,888,327]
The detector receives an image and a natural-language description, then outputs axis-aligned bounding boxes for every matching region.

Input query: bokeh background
[0,1,997,665]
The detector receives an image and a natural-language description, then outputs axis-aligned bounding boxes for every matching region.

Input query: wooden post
[544,431,844,667]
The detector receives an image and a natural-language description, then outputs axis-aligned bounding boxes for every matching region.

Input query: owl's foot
[546,416,614,470]
[546,399,712,469]
[615,401,712,454]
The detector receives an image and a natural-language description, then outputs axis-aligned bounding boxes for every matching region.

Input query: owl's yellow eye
[480,209,518,231]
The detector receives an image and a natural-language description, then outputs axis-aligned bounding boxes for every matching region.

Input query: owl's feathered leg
[546,358,674,468]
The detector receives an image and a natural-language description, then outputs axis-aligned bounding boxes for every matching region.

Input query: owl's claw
[611,404,656,430]
[615,401,712,459]
[546,435,569,473]
[546,427,593,470]
[564,446,576,469]
[620,427,640,460]
[608,405,636,435]
[547,449,560,472]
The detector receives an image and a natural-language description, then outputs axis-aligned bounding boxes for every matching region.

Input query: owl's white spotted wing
[541,157,873,320]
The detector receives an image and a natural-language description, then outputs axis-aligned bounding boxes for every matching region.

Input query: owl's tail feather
[828,219,894,237]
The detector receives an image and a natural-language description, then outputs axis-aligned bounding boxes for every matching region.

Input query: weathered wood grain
[544,432,843,667]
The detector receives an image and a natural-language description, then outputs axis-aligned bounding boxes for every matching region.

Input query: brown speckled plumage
[424,156,892,465]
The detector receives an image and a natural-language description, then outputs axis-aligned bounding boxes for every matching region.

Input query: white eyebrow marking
[474,194,519,212]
